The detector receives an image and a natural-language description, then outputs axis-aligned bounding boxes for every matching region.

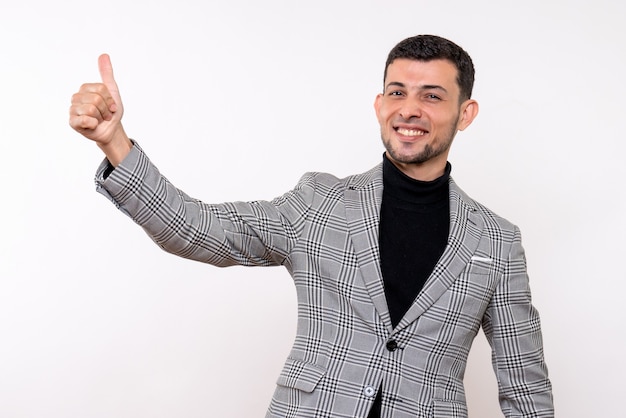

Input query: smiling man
[70,35,553,417]
[375,57,477,181]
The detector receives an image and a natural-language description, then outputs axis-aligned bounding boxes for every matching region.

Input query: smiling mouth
[396,127,427,137]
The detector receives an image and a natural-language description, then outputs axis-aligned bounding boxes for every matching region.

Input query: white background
[1,0,625,416]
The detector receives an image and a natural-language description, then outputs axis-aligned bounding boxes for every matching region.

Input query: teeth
[397,128,426,136]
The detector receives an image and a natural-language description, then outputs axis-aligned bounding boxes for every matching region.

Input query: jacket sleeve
[481,226,554,417]
[94,142,314,268]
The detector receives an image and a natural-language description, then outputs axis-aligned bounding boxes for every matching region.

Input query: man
[70,35,553,417]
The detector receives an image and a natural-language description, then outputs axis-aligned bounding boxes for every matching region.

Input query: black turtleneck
[367,155,451,418]
[379,154,451,328]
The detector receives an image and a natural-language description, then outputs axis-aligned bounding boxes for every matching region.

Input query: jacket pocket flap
[276,357,326,393]
[432,399,468,417]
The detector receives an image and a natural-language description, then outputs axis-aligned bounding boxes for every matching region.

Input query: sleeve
[481,226,554,417]
[94,142,315,268]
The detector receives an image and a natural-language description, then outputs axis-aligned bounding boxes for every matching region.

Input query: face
[374,58,478,180]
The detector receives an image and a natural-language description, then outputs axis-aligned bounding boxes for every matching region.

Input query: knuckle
[71,92,84,104]
[86,103,104,119]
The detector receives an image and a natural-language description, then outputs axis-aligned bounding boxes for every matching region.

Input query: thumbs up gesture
[70,54,132,166]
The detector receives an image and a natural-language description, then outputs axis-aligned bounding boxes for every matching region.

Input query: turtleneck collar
[382,153,451,206]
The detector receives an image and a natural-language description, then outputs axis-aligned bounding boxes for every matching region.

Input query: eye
[426,93,441,100]
[387,90,404,97]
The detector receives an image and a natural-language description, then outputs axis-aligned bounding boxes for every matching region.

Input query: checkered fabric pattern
[96,143,553,417]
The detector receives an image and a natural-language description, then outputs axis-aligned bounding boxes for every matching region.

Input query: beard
[381,114,459,166]
[383,140,450,165]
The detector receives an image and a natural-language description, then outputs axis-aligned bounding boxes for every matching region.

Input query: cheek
[433,114,460,132]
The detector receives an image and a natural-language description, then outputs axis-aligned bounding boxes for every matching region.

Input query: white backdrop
[1,1,624,416]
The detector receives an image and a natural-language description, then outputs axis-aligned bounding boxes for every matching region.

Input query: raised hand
[70,54,132,166]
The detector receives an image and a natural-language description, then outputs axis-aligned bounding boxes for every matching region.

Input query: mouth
[395,127,428,137]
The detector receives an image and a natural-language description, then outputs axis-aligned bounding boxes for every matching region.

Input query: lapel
[393,179,484,334]
[343,163,394,333]
[344,167,485,335]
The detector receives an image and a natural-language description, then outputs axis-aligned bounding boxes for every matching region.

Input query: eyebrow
[384,81,449,94]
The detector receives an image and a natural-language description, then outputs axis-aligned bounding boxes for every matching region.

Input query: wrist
[98,127,132,167]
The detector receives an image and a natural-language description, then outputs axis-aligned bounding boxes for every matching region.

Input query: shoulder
[271,163,382,208]
[294,163,383,192]
[449,178,519,234]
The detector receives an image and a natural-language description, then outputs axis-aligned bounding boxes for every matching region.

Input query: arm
[482,227,554,417]
[95,143,314,268]
[69,54,132,167]
[71,55,310,267]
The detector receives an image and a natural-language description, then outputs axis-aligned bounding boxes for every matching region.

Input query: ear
[457,99,479,131]
[374,93,383,120]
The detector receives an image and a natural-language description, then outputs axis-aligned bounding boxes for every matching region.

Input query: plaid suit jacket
[96,144,553,417]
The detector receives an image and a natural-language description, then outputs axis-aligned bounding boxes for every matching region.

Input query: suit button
[386,339,398,352]
[363,386,376,397]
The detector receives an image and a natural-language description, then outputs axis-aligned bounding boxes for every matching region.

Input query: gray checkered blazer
[96,143,553,417]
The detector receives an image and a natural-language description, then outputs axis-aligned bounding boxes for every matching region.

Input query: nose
[399,97,422,120]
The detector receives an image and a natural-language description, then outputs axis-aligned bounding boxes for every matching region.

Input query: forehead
[385,58,460,91]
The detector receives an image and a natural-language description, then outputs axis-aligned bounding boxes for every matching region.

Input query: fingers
[69,112,99,131]
[70,83,115,122]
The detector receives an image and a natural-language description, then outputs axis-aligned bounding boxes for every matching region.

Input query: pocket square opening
[470,256,492,263]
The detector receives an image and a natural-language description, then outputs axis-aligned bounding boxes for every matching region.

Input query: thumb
[98,53,117,89]
[98,53,122,111]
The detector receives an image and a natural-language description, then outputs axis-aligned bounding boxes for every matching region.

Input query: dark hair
[384,35,475,101]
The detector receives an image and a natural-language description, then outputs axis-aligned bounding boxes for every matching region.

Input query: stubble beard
[381,120,458,166]
[384,140,446,165]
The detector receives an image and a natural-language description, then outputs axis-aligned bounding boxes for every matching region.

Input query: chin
[387,145,423,163]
